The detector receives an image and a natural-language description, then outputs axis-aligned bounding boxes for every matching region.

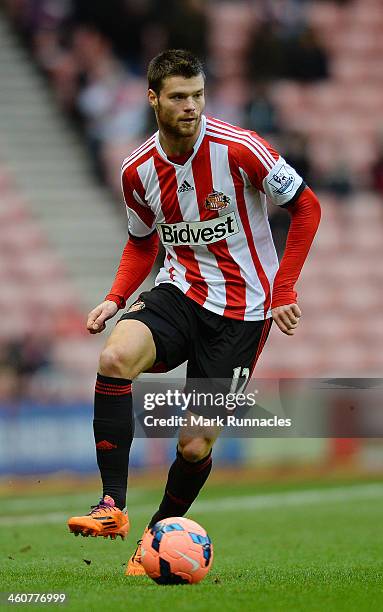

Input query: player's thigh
[102,319,156,376]
[178,318,272,450]
[119,286,196,372]
[188,317,273,390]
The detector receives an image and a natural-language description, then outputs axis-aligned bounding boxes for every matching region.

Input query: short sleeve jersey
[121,115,304,321]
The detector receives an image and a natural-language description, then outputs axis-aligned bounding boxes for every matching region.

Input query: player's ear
[148,89,158,109]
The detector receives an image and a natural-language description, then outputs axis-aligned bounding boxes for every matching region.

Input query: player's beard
[157,104,202,140]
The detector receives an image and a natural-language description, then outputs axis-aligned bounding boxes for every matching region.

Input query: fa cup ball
[141,517,213,585]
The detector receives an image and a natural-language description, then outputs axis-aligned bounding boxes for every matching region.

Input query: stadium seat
[13,253,66,281]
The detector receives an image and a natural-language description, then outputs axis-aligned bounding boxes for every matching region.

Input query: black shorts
[119,283,272,393]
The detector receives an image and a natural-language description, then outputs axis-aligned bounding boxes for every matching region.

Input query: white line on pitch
[0,483,382,527]
[0,489,146,512]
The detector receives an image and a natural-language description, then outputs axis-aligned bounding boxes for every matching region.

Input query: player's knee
[179,438,213,463]
[99,345,140,380]
[99,345,126,377]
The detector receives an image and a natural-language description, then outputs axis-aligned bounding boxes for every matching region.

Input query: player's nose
[183,97,196,112]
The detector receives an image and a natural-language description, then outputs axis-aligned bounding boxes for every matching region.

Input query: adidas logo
[178,180,194,193]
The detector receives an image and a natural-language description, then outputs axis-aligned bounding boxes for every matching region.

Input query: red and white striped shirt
[120,115,304,321]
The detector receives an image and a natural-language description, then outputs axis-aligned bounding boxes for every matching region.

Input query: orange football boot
[125,527,149,575]
[67,495,129,540]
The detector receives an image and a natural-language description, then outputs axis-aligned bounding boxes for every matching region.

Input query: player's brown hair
[147,49,205,94]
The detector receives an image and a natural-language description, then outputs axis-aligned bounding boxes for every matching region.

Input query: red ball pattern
[141,517,213,585]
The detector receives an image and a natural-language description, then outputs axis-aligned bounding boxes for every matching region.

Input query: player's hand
[272,303,302,336]
[87,300,119,334]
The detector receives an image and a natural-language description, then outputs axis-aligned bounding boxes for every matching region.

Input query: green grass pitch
[1,478,383,611]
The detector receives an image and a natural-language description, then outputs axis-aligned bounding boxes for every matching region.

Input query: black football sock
[93,373,134,510]
[148,447,212,527]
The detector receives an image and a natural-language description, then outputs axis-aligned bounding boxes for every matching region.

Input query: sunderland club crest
[205,190,231,211]
[127,299,145,313]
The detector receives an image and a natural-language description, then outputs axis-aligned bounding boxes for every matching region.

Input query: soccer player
[67,49,321,575]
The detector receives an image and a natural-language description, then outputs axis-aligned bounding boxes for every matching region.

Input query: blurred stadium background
[0,0,383,490]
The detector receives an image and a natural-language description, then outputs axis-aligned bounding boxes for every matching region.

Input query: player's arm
[271,186,321,335]
[87,165,159,334]
[237,134,321,335]
[87,232,159,334]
